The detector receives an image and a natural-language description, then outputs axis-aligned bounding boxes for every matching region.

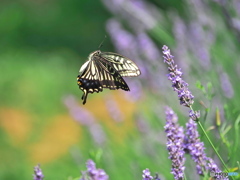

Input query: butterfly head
[79,51,100,75]
[88,50,101,60]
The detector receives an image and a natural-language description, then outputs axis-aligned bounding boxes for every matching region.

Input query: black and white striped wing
[100,52,141,77]
[77,57,129,104]
[95,56,130,91]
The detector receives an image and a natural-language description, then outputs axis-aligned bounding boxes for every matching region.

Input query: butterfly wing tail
[82,89,88,105]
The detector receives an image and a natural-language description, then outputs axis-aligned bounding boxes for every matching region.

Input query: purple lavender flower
[165,107,185,180]
[184,119,208,175]
[189,110,200,121]
[63,95,95,126]
[172,16,189,73]
[188,22,212,70]
[162,45,194,108]
[124,80,143,102]
[136,113,151,134]
[220,72,234,99]
[106,18,148,79]
[102,0,159,30]
[33,164,44,180]
[86,160,99,177]
[63,95,106,145]
[207,158,221,173]
[184,119,228,179]
[207,158,229,180]
[86,159,109,180]
[142,169,153,180]
[105,96,124,122]
[125,0,159,30]
[106,18,137,54]
[233,0,240,16]
[89,123,106,145]
[136,32,161,62]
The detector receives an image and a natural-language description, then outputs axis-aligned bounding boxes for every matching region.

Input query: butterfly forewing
[95,56,130,90]
[77,50,140,104]
[100,52,141,77]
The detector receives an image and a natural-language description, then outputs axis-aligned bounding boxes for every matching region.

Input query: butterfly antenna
[98,35,107,49]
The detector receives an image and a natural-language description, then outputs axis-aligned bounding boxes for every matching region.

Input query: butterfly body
[77,50,140,104]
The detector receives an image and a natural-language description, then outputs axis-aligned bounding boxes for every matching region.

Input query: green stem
[189,107,235,179]
[197,121,229,172]
[184,171,188,180]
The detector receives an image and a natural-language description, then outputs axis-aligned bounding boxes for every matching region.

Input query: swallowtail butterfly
[77,50,141,104]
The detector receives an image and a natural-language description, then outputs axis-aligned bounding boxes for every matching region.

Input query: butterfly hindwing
[77,50,140,104]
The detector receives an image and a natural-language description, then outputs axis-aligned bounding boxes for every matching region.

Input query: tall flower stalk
[162,45,229,173]
[184,119,208,175]
[185,119,229,180]
[165,107,185,180]
[162,45,194,109]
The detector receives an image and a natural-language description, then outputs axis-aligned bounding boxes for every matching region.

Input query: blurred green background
[0,0,240,179]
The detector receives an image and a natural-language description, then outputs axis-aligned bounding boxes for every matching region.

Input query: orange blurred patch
[0,108,31,146]
[83,91,137,144]
[28,115,81,163]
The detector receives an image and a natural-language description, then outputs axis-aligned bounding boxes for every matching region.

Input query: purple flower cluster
[33,164,44,180]
[63,95,95,126]
[220,72,234,99]
[84,159,109,180]
[136,32,161,63]
[142,169,161,180]
[207,158,228,180]
[165,108,228,179]
[162,45,194,108]
[63,95,106,145]
[189,110,200,121]
[184,119,208,175]
[102,0,159,31]
[165,107,185,180]
[214,0,240,41]
[105,96,124,122]
[162,46,228,179]
[185,119,228,179]
[142,169,153,180]
[172,0,216,71]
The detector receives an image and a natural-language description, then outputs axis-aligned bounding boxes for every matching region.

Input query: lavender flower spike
[162,45,194,108]
[86,159,109,180]
[184,119,228,179]
[184,119,208,175]
[33,164,44,180]
[165,107,185,180]
[207,158,228,180]
[142,169,153,180]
